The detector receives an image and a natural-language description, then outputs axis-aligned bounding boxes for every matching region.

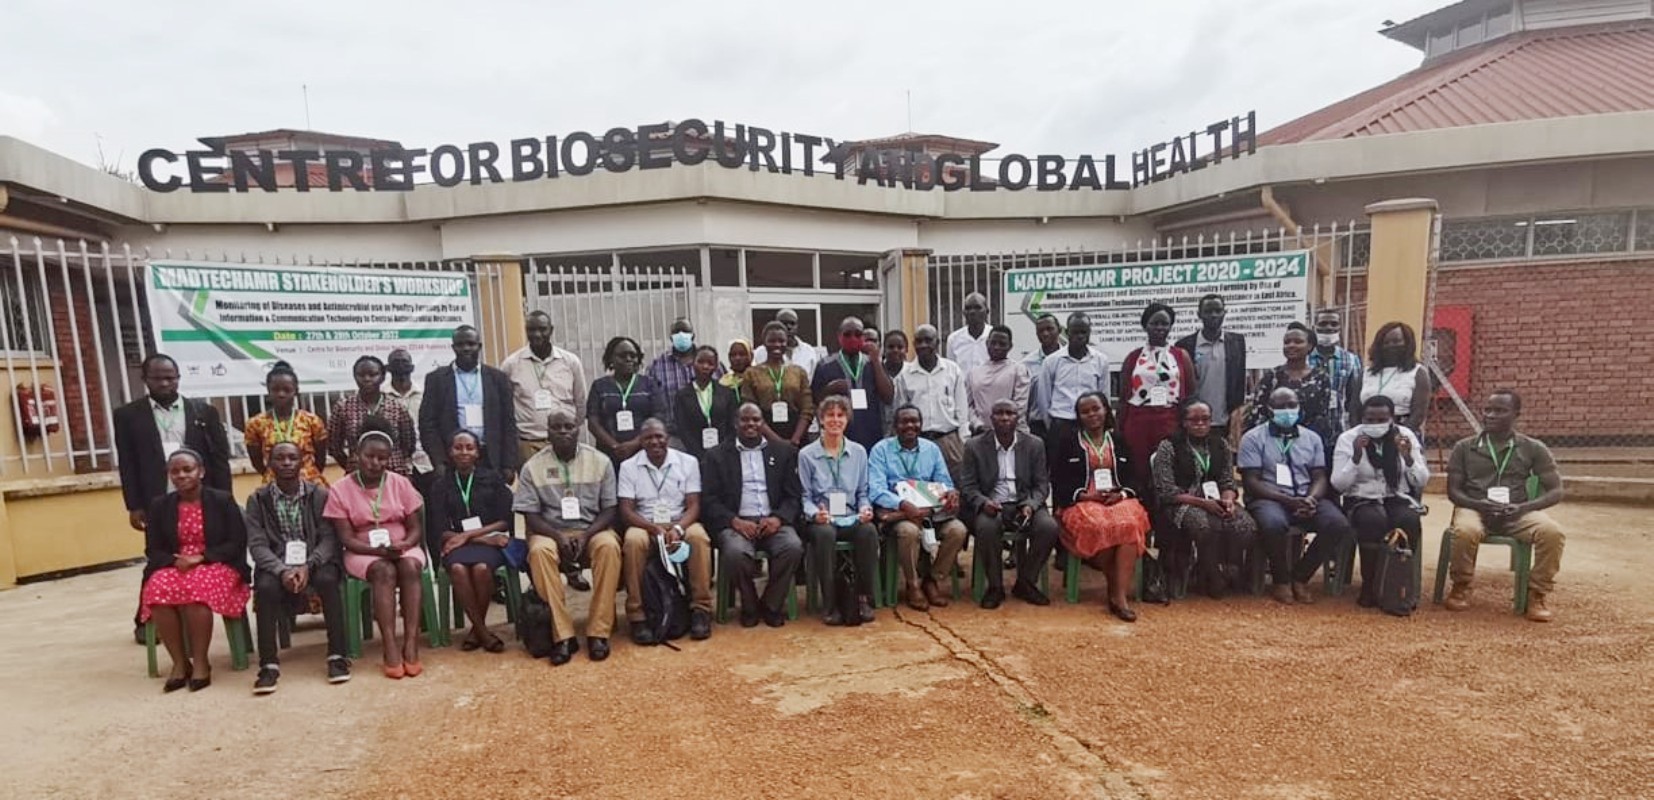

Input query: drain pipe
[1261,186,1335,307]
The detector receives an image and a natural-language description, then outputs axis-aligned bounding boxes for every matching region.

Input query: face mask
[1271,409,1300,428]
[1359,422,1393,439]
[1318,332,1340,348]
[840,334,864,353]
[670,332,694,352]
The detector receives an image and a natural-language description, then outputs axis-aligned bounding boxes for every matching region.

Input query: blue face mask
[1272,409,1300,428]
[670,331,694,352]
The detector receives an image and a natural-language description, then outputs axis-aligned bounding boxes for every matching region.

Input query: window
[0,259,52,354]
[1530,212,1631,257]
[820,253,880,290]
[745,250,814,288]
[1440,217,1530,261]
[619,248,701,285]
[1637,210,1654,252]
[710,248,740,287]
[1456,18,1484,47]
[1440,211,1639,262]
[1485,8,1512,38]
[1426,29,1456,58]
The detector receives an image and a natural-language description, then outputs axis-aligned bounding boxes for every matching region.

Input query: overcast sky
[2,0,1444,170]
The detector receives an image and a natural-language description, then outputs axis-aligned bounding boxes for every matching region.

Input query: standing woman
[721,338,753,392]
[1151,400,1256,598]
[243,361,329,485]
[427,430,515,652]
[742,322,815,447]
[675,344,741,459]
[587,336,670,467]
[1051,392,1151,621]
[327,355,417,475]
[1248,323,1337,465]
[140,448,251,692]
[324,418,428,678]
[1117,302,1195,494]
[1332,395,1430,608]
[1361,322,1432,435]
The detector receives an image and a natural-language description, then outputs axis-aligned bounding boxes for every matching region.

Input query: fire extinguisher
[15,382,61,438]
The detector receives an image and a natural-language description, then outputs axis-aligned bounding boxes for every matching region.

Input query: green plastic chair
[805,540,884,613]
[1246,527,1348,596]
[434,564,524,638]
[713,548,800,623]
[144,610,251,678]
[969,533,1053,603]
[342,567,446,659]
[1431,476,1542,615]
[880,529,962,607]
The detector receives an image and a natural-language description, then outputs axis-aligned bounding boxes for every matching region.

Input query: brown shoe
[1525,591,1553,623]
[923,579,950,608]
[1291,582,1316,605]
[1270,584,1295,605]
[1444,583,1472,612]
[904,583,929,611]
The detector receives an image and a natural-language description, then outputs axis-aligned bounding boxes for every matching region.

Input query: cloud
[0,90,58,144]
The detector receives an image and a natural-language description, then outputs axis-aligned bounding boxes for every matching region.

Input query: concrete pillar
[1363,198,1438,343]
[0,494,17,589]
[472,253,528,365]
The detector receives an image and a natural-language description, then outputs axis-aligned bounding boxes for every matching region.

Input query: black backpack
[835,556,863,627]
[518,588,554,658]
[1375,529,1418,617]
[642,544,692,646]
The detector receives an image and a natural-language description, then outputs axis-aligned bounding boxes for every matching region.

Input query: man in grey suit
[959,400,1058,609]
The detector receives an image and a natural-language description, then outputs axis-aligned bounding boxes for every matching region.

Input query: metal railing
[521,260,700,378]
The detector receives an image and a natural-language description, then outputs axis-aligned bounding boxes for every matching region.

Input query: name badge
[702,428,720,449]
[1487,486,1511,504]
[1148,386,1171,407]
[533,389,554,410]
[1093,469,1114,491]
[367,528,392,548]
[461,516,483,532]
[828,491,849,516]
[1275,463,1294,487]
[462,404,484,428]
[1201,481,1221,500]
[284,540,307,567]
[770,402,789,424]
[850,388,869,410]
[651,504,672,525]
[615,410,635,432]
[560,496,581,520]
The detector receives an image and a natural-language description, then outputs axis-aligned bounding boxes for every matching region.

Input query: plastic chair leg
[715,551,732,624]
[225,616,250,671]
[1432,528,1455,604]
[419,569,446,648]
[1513,543,1533,615]
[145,621,160,678]
[501,566,523,628]
[1065,555,1081,604]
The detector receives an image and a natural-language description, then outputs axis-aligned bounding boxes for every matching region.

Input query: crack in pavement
[894,607,1150,800]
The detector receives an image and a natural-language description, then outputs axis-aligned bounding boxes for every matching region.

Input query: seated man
[702,403,805,628]
[1444,389,1566,622]
[245,442,349,693]
[514,410,623,665]
[869,405,969,611]
[959,400,1058,609]
[1238,387,1354,605]
[618,418,713,642]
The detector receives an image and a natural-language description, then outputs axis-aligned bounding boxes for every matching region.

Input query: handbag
[1375,528,1417,617]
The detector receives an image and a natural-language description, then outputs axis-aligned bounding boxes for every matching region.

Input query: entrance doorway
[749,298,882,355]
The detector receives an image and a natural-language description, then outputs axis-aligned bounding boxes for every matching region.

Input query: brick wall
[45,266,109,473]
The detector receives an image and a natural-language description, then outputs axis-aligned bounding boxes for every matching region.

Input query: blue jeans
[1247,498,1354,585]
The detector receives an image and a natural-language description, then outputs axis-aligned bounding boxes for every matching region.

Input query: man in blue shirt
[811,317,895,451]
[870,406,968,611]
[1036,312,1110,456]
[1238,387,1354,606]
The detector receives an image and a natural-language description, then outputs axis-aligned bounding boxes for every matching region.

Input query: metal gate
[522,260,699,379]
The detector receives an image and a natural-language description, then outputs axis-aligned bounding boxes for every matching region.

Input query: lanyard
[153,402,181,437]
[361,393,383,417]
[1274,435,1296,461]
[456,371,481,403]
[455,470,474,516]
[896,446,920,478]
[1375,367,1402,395]
[355,471,385,524]
[1192,446,1211,477]
[271,409,296,443]
[822,443,846,490]
[275,489,305,536]
[646,462,673,496]
[766,366,787,402]
[1080,430,1112,467]
[532,356,551,386]
[839,352,863,383]
[617,374,638,407]
[552,455,573,489]
[695,381,715,422]
[1481,434,1517,483]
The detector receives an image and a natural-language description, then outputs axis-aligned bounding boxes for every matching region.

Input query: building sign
[146,261,472,395]
[136,113,1256,194]
[1002,251,1310,371]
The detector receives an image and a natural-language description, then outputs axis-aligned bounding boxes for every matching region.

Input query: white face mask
[1359,422,1392,439]
[1319,332,1340,348]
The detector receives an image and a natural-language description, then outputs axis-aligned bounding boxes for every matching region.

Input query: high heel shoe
[402,660,423,678]
[382,663,405,680]
[162,663,192,694]
[1108,601,1138,623]
[187,669,212,692]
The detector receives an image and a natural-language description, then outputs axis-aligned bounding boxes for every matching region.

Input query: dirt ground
[3,495,1651,799]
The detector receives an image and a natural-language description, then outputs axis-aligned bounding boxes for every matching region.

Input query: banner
[1002,251,1311,370]
[147,260,473,395]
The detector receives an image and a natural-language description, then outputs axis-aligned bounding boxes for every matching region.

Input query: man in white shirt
[752,307,820,380]
[946,292,992,376]
[617,418,713,643]
[894,324,970,479]
[500,310,588,466]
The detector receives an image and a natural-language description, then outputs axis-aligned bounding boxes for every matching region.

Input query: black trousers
[806,522,879,612]
[254,564,346,667]
[1249,498,1354,586]
[971,507,1060,591]
[718,523,805,614]
[1347,496,1422,589]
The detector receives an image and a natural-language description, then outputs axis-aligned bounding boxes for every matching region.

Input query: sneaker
[689,609,713,641]
[327,658,351,684]
[253,667,280,695]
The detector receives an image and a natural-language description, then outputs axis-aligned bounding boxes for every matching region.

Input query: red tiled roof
[842,132,999,154]
[1262,22,1654,145]
[197,128,402,151]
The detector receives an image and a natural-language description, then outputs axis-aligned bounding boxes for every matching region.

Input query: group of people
[115,295,1568,694]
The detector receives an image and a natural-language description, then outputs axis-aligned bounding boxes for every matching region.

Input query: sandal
[460,638,482,652]
[483,636,506,654]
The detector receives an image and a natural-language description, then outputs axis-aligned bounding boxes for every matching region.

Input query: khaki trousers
[927,431,966,483]
[526,529,621,640]
[518,438,548,466]
[1449,509,1566,595]
[622,524,713,619]
[890,518,968,586]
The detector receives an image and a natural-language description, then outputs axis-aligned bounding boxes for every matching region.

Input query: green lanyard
[766,366,787,402]
[839,352,863,383]
[1192,446,1211,477]
[822,443,846,490]
[1375,367,1402,395]
[153,402,181,436]
[552,456,573,490]
[695,381,715,423]
[532,357,549,386]
[1275,435,1295,461]
[275,489,305,536]
[355,471,384,523]
[617,374,638,407]
[1482,435,1516,483]
[1080,431,1112,465]
[455,470,474,516]
[897,446,920,478]
[271,409,296,443]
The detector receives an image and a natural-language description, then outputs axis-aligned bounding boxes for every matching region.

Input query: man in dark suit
[959,399,1058,609]
[113,353,232,640]
[701,402,805,628]
[419,325,521,475]
[1175,294,1247,440]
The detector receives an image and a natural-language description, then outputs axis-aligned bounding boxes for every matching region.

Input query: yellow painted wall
[0,360,78,479]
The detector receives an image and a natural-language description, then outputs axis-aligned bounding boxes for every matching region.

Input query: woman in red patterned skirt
[140,448,251,692]
[1052,392,1151,622]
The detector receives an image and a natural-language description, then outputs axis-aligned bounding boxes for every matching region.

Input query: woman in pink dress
[140,448,251,692]
[324,419,427,679]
